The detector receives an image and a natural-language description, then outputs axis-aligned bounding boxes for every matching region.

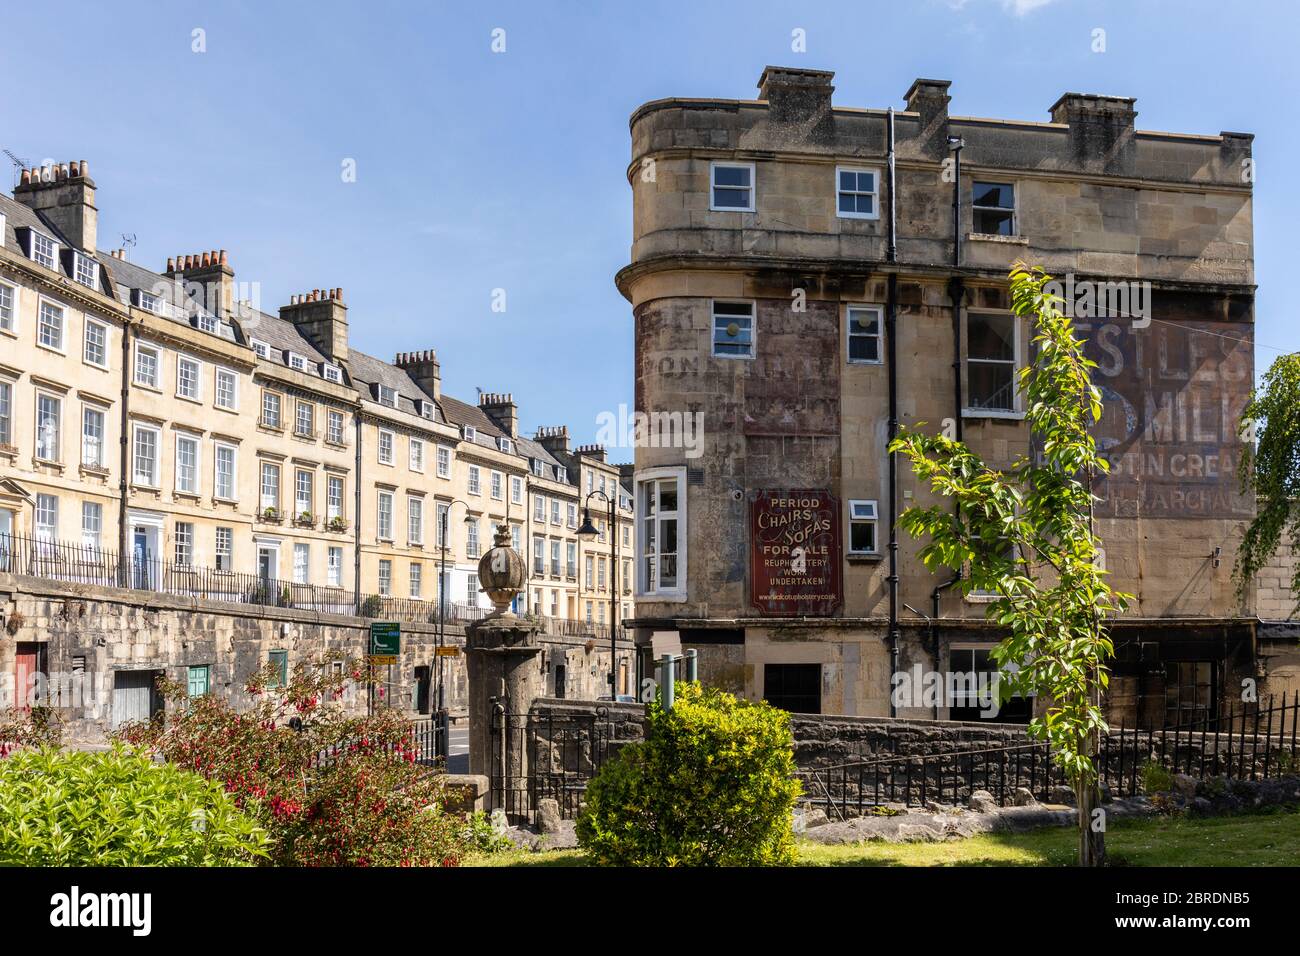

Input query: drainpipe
[353,412,362,614]
[886,109,901,716]
[117,318,132,585]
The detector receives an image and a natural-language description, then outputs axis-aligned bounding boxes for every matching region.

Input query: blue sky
[2,0,1294,447]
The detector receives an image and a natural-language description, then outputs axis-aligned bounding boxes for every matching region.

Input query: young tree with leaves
[889,264,1129,867]
[1235,352,1300,611]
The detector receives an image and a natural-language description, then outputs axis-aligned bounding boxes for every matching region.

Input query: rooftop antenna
[2,149,30,190]
[120,233,137,261]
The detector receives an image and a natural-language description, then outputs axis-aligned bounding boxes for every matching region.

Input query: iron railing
[800,692,1300,819]
[0,531,615,641]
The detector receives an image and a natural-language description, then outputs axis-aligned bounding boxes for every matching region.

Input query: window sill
[0,443,18,458]
[134,382,162,394]
[967,233,1028,245]
[0,328,16,340]
[174,491,201,502]
[213,496,239,507]
[324,439,348,449]
[846,553,883,564]
[962,408,1025,421]
[36,343,68,357]
[259,422,284,433]
[175,394,203,405]
[34,458,65,473]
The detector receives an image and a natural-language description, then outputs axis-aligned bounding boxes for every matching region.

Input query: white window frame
[216,526,234,571]
[0,379,11,447]
[846,304,884,365]
[378,558,392,596]
[37,298,65,352]
[847,499,880,555]
[174,521,195,566]
[83,318,109,369]
[462,425,476,442]
[490,470,503,500]
[327,546,342,586]
[709,161,756,212]
[295,400,315,438]
[555,466,567,484]
[409,561,423,599]
[835,166,881,220]
[377,428,395,465]
[293,542,310,584]
[635,466,687,600]
[34,493,58,540]
[323,364,343,384]
[251,339,272,360]
[378,384,398,407]
[215,368,238,411]
[510,475,523,504]
[132,423,161,487]
[134,342,162,389]
[436,445,452,478]
[176,355,202,401]
[498,436,513,454]
[409,437,425,473]
[0,280,15,333]
[326,409,345,444]
[174,433,200,495]
[261,390,282,428]
[288,352,309,373]
[136,289,161,315]
[214,442,237,501]
[377,491,395,541]
[408,495,424,545]
[711,300,756,360]
[73,252,99,289]
[467,465,481,496]
[80,403,106,469]
[35,391,62,463]
[260,461,281,511]
[30,231,58,270]
[295,468,313,517]
[80,501,102,552]
[327,474,344,521]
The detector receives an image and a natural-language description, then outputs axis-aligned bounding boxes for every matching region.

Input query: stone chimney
[903,79,953,158]
[394,349,441,401]
[757,66,835,127]
[574,443,607,464]
[13,161,97,252]
[165,250,235,320]
[279,288,349,363]
[478,392,518,439]
[1048,93,1137,174]
[534,425,571,456]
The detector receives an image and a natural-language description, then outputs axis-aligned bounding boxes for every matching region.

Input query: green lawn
[466,810,1300,867]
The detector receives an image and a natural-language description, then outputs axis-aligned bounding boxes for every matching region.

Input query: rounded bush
[576,683,801,866]
[0,746,270,866]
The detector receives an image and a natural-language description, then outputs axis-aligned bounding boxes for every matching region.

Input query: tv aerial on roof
[2,148,31,189]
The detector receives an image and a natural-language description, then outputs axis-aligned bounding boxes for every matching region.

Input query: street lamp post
[576,490,619,700]
[437,499,475,758]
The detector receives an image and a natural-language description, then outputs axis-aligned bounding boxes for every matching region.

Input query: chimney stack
[534,425,571,456]
[12,160,97,252]
[1048,93,1137,174]
[478,392,519,439]
[757,66,835,128]
[574,443,607,463]
[164,249,236,320]
[903,78,953,158]
[394,349,441,402]
[280,287,349,364]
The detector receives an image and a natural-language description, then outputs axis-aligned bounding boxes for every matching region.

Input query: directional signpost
[368,622,400,711]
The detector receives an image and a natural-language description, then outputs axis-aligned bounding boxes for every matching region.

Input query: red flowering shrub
[115,655,466,867]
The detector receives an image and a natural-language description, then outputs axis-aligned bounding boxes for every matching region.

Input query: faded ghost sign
[750,490,843,616]
[1079,317,1253,519]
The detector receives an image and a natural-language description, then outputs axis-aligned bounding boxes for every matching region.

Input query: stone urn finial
[476,523,527,617]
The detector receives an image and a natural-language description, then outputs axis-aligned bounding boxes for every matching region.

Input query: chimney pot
[219,249,227,265]
[79,160,88,177]
[20,169,30,185]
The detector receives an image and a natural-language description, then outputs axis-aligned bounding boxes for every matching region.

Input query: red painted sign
[750,490,842,617]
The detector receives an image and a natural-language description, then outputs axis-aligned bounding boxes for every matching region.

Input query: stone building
[617,66,1279,724]
[0,159,635,723]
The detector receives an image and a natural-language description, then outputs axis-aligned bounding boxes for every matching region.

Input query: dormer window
[378,384,398,408]
[420,399,436,420]
[323,365,343,384]
[497,436,513,454]
[556,466,567,484]
[29,232,58,271]
[196,314,217,334]
[134,289,161,314]
[531,458,545,478]
[73,252,98,289]
[251,339,272,360]
[462,425,476,442]
[289,352,309,373]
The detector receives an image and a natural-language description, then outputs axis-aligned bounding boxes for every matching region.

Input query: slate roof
[349,349,446,425]
[0,193,111,297]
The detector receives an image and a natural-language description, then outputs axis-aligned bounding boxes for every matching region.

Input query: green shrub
[576,683,801,866]
[0,746,270,866]
[1140,759,1175,794]
[461,809,513,854]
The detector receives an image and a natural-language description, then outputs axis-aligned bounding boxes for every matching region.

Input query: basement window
[972,182,1016,237]
[710,162,755,212]
[711,301,755,359]
[847,500,878,555]
[836,167,879,219]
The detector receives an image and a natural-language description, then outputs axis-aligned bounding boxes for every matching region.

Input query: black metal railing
[0,531,614,641]
[489,707,617,821]
[308,716,447,772]
[800,692,1300,819]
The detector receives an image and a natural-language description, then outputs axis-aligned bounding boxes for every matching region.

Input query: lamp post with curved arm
[576,489,619,700]
[436,498,476,757]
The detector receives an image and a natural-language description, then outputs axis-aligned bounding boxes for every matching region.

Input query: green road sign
[369,621,400,657]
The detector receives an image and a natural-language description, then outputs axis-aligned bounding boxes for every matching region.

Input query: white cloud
[1000,0,1057,15]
